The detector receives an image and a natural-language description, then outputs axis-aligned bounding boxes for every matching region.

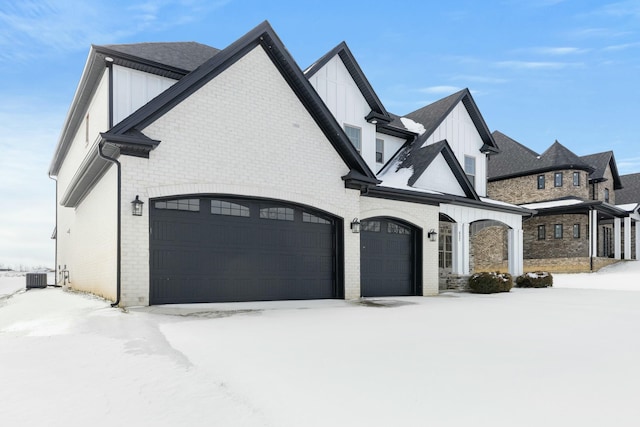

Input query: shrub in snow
[468,272,513,294]
[515,272,553,288]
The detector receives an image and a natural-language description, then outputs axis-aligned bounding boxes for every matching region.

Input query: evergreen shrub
[515,271,553,288]
[468,272,513,294]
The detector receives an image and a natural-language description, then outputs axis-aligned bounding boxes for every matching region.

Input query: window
[376,138,384,163]
[211,200,250,217]
[573,172,580,186]
[554,172,563,187]
[302,212,331,225]
[604,188,610,203]
[361,220,380,232]
[260,206,294,221]
[388,223,411,235]
[554,224,563,239]
[344,125,361,153]
[155,199,200,212]
[464,156,476,188]
[573,224,580,238]
[537,175,545,189]
[537,225,546,240]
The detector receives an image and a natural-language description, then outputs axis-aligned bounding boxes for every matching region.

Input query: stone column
[624,217,632,260]
[614,217,621,259]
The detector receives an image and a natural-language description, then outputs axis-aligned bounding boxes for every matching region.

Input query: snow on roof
[521,199,585,210]
[616,203,639,212]
[378,166,442,194]
[479,197,525,209]
[400,117,426,135]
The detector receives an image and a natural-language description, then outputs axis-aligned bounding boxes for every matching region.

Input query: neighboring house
[305,45,532,289]
[488,131,640,272]
[49,21,530,306]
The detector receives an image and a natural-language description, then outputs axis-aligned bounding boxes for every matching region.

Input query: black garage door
[360,217,420,297]
[150,197,340,304]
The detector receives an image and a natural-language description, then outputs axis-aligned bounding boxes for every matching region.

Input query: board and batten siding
[413,153,467,196]
[112,65,177,125]
[422,102,488,197]
[307,56,380,171]
[56,68,117,298]
[118,45,363,306]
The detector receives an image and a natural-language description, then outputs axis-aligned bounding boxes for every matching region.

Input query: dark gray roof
[391,139,478,199]
[402,89,499,153]
[488,131,540,179]
[487,132,593,181]
[617,173,640,204]
[97,42,220,72]
[580,151,622,190]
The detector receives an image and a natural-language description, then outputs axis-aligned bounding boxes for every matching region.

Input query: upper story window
[344,125,361,153]
[554,224,563,239]
[554,172,563,187]
[573,172,580,186]
[376,138,384,164]
[573,224,580,238]
[464,155,476,188]
[537,225,546,240]
[537,174,545,189]
[604,188,610,203]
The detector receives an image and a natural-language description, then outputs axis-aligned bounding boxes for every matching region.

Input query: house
[49,21,530,306]
[305,44,533,289]
[487,131,640,272]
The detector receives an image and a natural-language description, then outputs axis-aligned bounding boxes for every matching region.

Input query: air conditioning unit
[26,273,48,289]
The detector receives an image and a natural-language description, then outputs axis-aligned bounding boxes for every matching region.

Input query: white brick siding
[119,46,363,305]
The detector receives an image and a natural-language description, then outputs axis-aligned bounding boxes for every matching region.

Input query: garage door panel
[150,197,338,304]
[361,218,416,297]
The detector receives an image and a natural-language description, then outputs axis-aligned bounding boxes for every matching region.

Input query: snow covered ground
[1,262,640,426]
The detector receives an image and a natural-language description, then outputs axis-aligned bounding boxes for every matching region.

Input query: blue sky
[1,0,639,268]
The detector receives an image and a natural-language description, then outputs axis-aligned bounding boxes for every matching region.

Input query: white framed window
[376,138,384,163]
[344,125,361,153]
[464,155,476,188]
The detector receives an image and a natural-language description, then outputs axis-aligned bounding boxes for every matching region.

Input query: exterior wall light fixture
[351,218,361,233]
[427,228,438,242]
[131,195,144,216]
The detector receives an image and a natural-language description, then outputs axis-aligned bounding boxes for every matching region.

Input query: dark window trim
[573,223,580,238]
[537,224,546,240]
[537,174,545,190]
[554,172,563,187]
[554,223,563,239]
[573,172,580,186]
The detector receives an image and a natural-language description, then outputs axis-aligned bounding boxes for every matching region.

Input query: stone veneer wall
[524,257,621,273]
[524,213,590,259]
[487,170,590,205]
[470,225,508,273]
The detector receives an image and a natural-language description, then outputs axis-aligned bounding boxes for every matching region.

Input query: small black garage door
[360,217,420,297]
[150,197,340,304]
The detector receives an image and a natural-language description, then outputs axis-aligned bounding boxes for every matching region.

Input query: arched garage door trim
[360,216,422,297]
[149,195,344,304]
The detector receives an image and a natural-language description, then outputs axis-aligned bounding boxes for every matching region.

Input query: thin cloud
[531,47,590,55]
[495,60,582,70]
[0,0,230,63]
[419,85,462,94]
[569,27,632,39]
[452,75,509,84]
[603,41,640,51]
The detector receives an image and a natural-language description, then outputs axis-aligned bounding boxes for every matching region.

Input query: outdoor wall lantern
[427,228,438,242]
[351,218,361,233]
[131,195,144,216]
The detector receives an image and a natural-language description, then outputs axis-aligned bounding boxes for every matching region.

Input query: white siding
[119,46,364,306]
[422,102,488,196]
[112,65,176,125]
[308,56,379,170]
[56,68,117,298]
[374,132,405,173]
[413,153,466,196]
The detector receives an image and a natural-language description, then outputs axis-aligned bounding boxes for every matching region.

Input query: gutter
[97,141,121,307]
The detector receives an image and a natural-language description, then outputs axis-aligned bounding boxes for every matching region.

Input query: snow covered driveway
[2,262,640,426]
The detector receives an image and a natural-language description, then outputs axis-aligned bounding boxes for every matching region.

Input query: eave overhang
[532,200,628,218]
